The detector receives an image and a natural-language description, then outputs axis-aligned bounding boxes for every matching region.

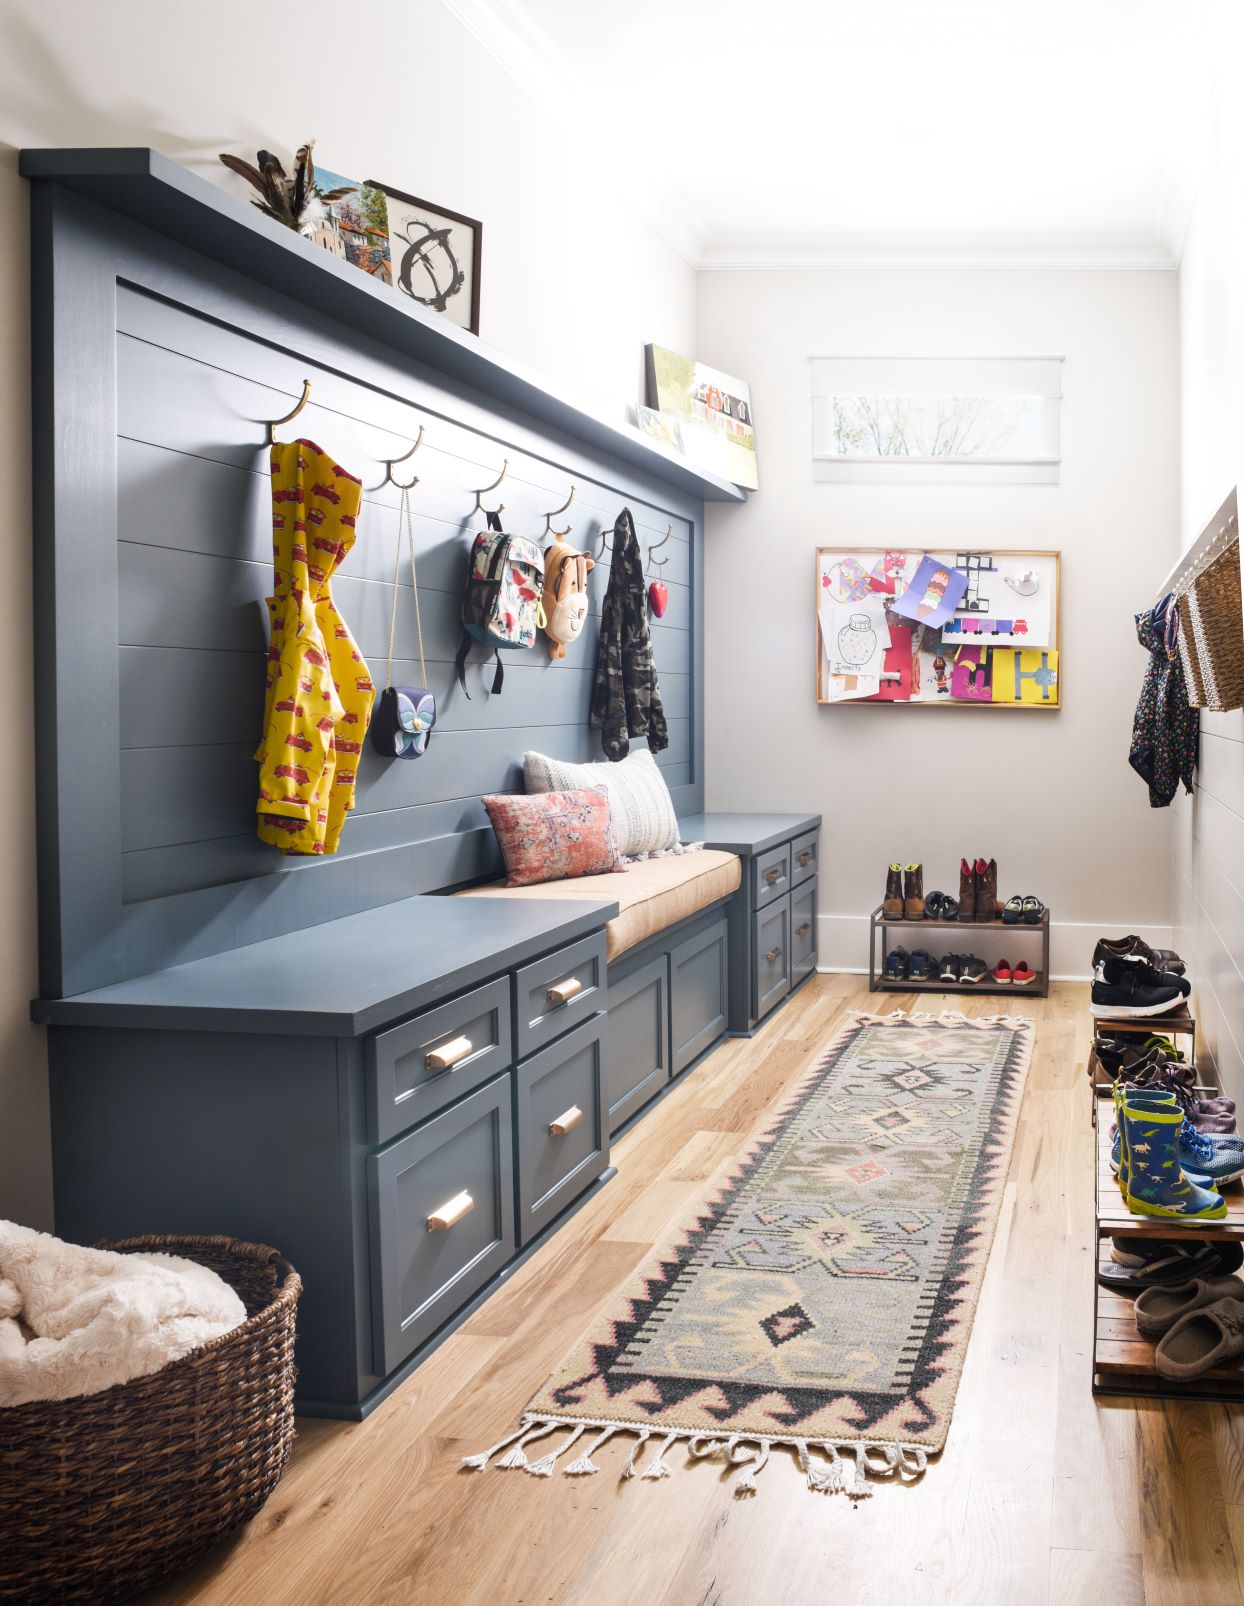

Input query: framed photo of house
[644,344,758,490]
[306,168,393,286]
[815,546,1062,709]
[371,182,482,335]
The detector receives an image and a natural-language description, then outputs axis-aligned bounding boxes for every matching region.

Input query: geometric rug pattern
[510,1010,1033,1487]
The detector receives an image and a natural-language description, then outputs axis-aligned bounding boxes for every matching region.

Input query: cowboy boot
[975,857,999,921]
[883,864,904,919]
[903,863,925,920]
[957,857,976,922]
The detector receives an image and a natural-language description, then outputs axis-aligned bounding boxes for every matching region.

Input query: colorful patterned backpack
[455,510,545,695]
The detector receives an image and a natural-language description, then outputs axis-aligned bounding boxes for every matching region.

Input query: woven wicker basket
[1,1235,300,1605]
[1176,538,1244,711]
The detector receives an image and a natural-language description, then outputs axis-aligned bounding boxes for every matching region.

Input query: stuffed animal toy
[542,538,594,660]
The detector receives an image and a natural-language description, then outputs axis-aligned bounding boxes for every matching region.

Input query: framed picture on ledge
[371,182,482,335]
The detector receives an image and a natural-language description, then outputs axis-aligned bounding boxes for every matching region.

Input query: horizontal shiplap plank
[116,435,694,593]
[120,719,692,854]
[116,542,691,672]
[118,644,690,749]
[114,323,691,551]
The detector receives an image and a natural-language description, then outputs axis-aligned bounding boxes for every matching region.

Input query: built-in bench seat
[455,849,742,962]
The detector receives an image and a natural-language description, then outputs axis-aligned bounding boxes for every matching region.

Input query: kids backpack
[454,510,545,696]
[542,538,594,660]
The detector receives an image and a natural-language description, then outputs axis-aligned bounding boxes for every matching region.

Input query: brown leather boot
[883,863,904,919]
[957,857,977,921]
[975,857,999,921]
[903,862,925,920]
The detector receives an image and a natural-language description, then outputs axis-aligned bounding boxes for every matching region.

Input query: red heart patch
[649,581,669,618]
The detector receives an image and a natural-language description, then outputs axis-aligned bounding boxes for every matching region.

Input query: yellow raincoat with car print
[255,438,374,854]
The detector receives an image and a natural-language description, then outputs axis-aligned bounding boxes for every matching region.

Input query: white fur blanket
[0,1221,246,1407]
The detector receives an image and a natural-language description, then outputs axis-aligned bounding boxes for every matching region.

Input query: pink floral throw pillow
[482,786,624,888]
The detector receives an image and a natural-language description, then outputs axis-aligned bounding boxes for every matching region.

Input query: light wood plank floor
[147,977,1244,1606]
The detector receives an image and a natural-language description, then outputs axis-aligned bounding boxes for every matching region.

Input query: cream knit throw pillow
[523,749,690,861]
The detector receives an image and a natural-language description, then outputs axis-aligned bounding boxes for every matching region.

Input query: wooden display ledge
[1093,1112,1244,1399]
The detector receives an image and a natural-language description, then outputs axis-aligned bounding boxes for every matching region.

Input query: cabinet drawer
[514,931,607,1061]
[515,1016,608,1244]
[670,917,729,1074]
[368,1075,515,1377]
[605,952,671,1133]
[754,843,791,909]
[365,977,512,1146]
[791,830,819,888]
[753,897,791,1020]
[791,878,818,983]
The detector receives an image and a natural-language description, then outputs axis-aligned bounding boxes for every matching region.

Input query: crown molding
[436,0,706,267]
[697,233,1179,272]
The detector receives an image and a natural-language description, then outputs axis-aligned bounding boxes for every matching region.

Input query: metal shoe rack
[868,905,1050,998]
[1090,1008,1244,1400]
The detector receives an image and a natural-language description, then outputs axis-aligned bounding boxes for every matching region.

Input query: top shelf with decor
[816,546,1061,708]
[19,147,745,507]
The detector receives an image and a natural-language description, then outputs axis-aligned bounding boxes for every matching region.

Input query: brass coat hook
[646,523,672,567]
[383,425,426,490]
[267,378,313,445]
[596,524,612,560]
[471,458,509,516]
[543,486,576,540]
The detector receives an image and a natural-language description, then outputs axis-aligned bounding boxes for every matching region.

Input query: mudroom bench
[32,813,819,1419]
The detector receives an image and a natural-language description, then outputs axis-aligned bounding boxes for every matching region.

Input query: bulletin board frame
[815,547,1062,709]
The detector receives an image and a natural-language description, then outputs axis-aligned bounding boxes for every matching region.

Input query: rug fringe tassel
[463,1420,932,1496]
[525,1422,586,1477]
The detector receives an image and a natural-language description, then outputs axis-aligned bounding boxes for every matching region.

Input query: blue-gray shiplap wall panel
[34,186,708,992]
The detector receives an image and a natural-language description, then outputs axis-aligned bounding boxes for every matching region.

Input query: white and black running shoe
[1090,955,1184,1018]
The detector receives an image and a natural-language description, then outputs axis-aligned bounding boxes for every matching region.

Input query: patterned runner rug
[465,1008,1033,1498]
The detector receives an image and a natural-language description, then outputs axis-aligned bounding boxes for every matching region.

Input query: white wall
[0,0,695,1228]
[1173,0,1244,1100]
[699,268,1180,980]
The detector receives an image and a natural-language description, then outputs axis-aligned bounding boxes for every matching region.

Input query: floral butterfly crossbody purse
[370,481,436,760]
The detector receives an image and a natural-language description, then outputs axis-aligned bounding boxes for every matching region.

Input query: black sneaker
[1091,940,1191,997]
[883,946,910,982]
[939,954,962,984]
[1090,955,1184,1018]
[960,955,987,984]
[909,949,933,981]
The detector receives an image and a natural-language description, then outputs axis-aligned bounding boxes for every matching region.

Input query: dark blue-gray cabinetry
[677,813,822,1034]
[514,1016,608,1244]
[369,1075,515,1376]
[603,952,671,1133]
[670,918,730,1073]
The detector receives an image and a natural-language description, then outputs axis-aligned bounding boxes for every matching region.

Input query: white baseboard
[815,913,1174,983]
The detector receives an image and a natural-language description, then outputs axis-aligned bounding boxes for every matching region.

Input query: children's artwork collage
[815,546,1061,708]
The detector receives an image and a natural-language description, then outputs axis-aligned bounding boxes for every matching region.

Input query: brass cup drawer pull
[797,922,812,937]
[427,1190,474,1231]
[549,1105,584,1137]
[547,977,583,1007]
[765,866,783,884]
[798,850,813,866]
[766,946,783,963]
[426,1035,473,1071]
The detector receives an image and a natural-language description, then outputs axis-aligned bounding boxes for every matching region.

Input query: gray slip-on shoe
[1134,1275,1244,1338]
[1154,1297,1244,1380]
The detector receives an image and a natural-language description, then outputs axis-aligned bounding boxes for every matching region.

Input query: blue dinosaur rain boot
[1122,1097,1227,1221]
[1111,1091,1212,1188]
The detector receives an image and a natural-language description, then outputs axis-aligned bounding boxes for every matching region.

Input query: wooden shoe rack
[1088,1011,1197,1118]
[1092,1090,1244,1400]
[868,905,1050,998]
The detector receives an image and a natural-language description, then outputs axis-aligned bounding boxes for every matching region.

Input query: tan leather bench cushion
[455,850,742,962]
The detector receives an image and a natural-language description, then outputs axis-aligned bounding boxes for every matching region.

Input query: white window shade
[811,356,1062,484]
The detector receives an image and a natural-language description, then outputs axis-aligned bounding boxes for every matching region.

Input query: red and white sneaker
[993,960,1012,984]
[1013,961,1037,986]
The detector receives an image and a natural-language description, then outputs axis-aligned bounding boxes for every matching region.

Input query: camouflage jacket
[590,508,669,760]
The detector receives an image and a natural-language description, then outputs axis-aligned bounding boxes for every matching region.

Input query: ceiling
[442,0,1208,269]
